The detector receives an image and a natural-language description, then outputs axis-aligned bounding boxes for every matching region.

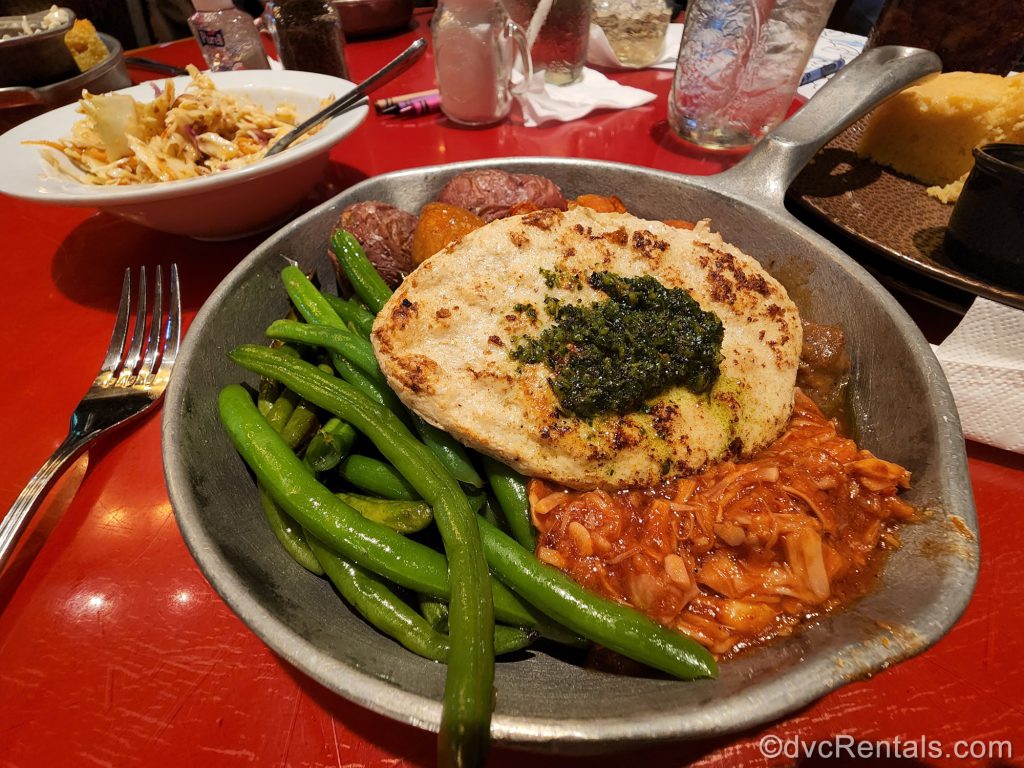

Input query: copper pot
[0,7,77,87]
[0,33,131,134]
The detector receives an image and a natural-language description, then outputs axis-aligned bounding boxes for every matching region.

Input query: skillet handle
[0,86,43,108]
[711,45,941,210]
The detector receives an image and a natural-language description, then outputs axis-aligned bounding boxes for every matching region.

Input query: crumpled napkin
[931,297,1024,454]
[586,21,683,70]
[513,66,656,127]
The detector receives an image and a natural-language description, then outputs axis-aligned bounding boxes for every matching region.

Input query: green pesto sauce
[539,266,584,291]
[512,302,538,321]
[510,271,724,418]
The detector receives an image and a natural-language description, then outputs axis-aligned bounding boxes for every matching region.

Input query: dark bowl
[332,0,414,38]
[0,7,77,87]
[945,144,1024,292]
[0,33,131,134]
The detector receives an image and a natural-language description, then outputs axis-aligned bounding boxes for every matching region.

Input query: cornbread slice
[921,75,1024,203]
[64,19,109,72]
[858,72,1008,188]
[986,74,1024,143]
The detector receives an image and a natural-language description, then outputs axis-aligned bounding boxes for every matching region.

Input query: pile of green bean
[218,230,717,768]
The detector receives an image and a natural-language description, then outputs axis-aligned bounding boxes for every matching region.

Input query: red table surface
[1,12,1022,767]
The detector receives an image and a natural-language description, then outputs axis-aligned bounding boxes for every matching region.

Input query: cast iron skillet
[163,46,979,752]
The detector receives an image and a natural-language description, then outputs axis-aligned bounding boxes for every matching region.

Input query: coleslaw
[27,65,328,186]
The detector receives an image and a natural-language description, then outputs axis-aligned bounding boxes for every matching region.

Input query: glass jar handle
[508,18,533,94]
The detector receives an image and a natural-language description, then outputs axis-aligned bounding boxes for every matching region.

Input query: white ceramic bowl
[0,69,367,239]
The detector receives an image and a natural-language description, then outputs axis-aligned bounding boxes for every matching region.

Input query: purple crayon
[394,93,442,117]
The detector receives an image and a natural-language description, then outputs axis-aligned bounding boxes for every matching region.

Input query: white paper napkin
[931,298,1024,454]
[586,21,683,70]
[514,67,656,127]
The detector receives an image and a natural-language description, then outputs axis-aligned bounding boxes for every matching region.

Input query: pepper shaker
[267,0,350,79]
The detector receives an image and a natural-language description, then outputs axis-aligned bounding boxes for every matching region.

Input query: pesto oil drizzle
[511,271,724,418]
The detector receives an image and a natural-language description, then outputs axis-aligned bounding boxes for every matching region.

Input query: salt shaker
[668,0,837,149]
[431,0,532,126]
[188,0,270,71]
[267,0,350,79]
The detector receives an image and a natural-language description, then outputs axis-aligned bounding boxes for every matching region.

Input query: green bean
[412,415,484,489]
[280,399,319,450]
[307,534,450,661]
[228,385,588,663]
[477,516,718,680]
[339,454,420,501]
[336,491,432,534]
[257,378,280,415]
[281,268,480,494]
[299,253,483,490]
[478,497,504,531]
[222,355,494,765]
[494,627,535,655]
[266,319,384,386]
[419,594,450,633]
[259,486,324,574]
[331,229,393,314]
[280,361,335,451]
[265,388,299,431]
[465,491,488,516]
[280,266,406,416]
[261,349,299,417]
[323,293,375,338]
[220,383,545,625]
[317,348,400,416]
[309,535,534,661]
[481,456,535,551]
[281,265,349,329]
[257,389,324,574]
[304,418,357,472]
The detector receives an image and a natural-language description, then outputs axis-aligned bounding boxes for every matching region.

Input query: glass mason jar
[432,0,532,126]
[668,0,837,150]
[592,0,672,68]
[505,0,591,85]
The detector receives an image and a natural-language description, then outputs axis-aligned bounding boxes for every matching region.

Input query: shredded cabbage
[26,66,329,186]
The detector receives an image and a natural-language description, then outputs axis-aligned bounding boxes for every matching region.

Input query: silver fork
[0,265,180,573]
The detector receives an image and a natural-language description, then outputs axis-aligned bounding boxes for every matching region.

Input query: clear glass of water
[668,0,836,149]
[505,0,591,85]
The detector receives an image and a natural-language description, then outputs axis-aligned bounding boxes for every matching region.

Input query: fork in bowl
[0,265,180,573]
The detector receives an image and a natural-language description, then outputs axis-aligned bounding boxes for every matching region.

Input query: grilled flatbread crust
[372,207,801,490]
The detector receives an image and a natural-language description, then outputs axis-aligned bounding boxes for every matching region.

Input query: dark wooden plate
[789,120,1024,311]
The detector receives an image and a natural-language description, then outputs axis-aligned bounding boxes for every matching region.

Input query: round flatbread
[372,206,802,489]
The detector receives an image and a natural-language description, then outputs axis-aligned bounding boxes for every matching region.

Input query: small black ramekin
[945,143,1024,291]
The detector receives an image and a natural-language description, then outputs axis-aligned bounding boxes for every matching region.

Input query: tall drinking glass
[505,0,590,84]
[668,0,837,150]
